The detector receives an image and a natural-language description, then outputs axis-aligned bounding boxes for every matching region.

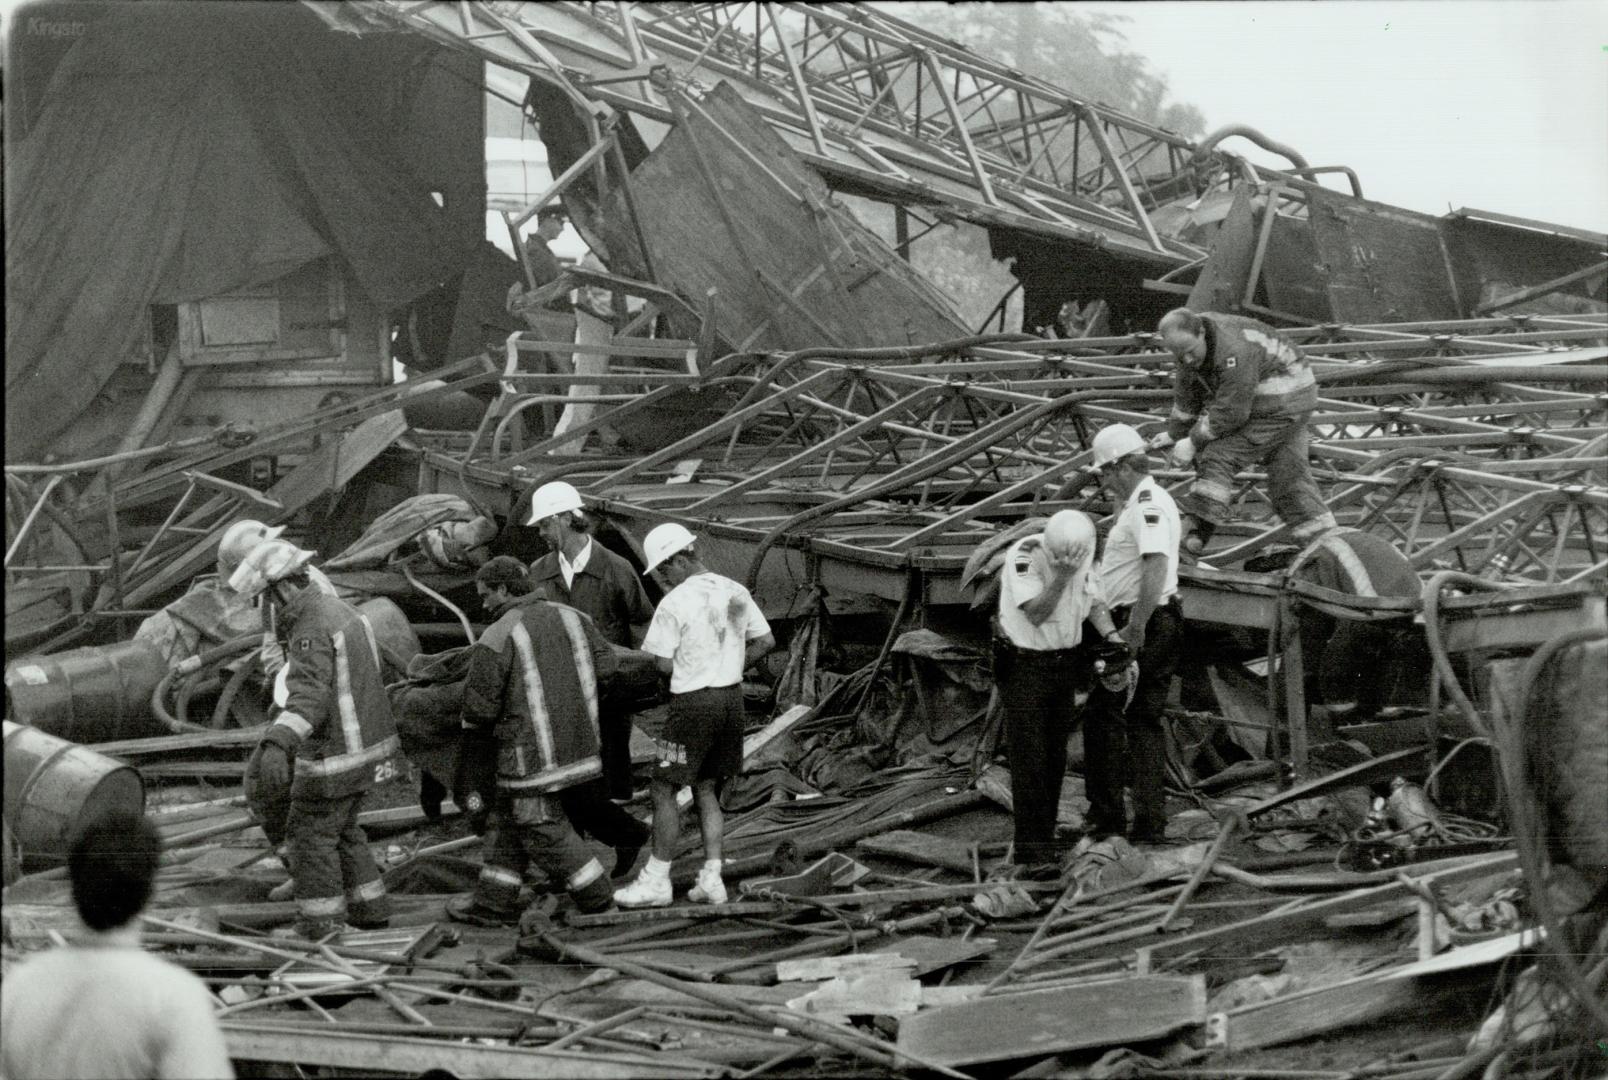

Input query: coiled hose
[150,634,261,734]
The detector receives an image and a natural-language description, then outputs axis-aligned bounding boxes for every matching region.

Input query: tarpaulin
[5,4,463,458]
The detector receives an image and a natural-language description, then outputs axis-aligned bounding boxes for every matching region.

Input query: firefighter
[232,540,401,939]
[1285,528,1421,720]
[1150,308,1337,556]
[445,561,622,925]
[1085,424,1184,843]
[525,481,655,800]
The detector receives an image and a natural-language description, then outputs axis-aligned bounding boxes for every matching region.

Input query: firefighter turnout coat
[461,596,619,796]
[262,589,403,800]
[1166,313,1319,447]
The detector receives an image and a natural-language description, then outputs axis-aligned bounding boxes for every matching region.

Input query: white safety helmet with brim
[228,539,316,598]
[526,481,585,525]
[217,519,285,578]
[641,522,696,576]
[1089,424,1147,470]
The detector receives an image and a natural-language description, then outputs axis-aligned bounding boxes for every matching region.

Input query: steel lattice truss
[306,0,1295,262]
[453,315,1608,588]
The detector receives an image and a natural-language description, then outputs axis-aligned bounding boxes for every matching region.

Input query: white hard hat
[1089,424,1147,469]
[527,481,584,525]
[228,539,316,598]
[217,520,285,577]
[1043,510,1095,563]
[641,523,696,576]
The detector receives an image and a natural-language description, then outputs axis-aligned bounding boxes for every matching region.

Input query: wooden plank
[777,953,914,983]
[221,1021,721,1079]
[869,933,997,978]
[856,830,977,874]
[263,410,408,520]
[1209,967,1493,1052]
[896,975,1206,1067]
[94,728,262,757]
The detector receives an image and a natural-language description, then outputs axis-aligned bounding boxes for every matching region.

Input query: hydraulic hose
[150,634,261,734]
[1420,571,1509,738]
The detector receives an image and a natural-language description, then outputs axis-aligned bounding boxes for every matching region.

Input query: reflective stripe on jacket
[1288,528,1419,599]
[461,596,619,795]
[1166,314,1318,445]
[272,589,402,799]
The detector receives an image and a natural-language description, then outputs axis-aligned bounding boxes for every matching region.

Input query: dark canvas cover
[5,4,463,458]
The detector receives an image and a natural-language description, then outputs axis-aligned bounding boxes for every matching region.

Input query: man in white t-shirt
[1,811,233,1079]
[991,510,1123,876]
[614,524,774,908]
[1087,424,1184,844]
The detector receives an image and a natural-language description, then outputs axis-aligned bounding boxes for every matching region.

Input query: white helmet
[641,522,696,576]
[217,520,285,578]
[1043,510,1095,564]
[527,481,584,525]
[1089,424,1147,469]
[228,539,316,598]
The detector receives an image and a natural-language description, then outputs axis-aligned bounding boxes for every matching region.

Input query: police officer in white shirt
[1085,424,1184,844]
[992,509,1123,876]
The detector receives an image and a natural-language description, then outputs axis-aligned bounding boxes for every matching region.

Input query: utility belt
[1110,594,1182,630]
[991,636,1084,659]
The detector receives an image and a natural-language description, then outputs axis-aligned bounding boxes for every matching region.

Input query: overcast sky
[1075,0,1608,234]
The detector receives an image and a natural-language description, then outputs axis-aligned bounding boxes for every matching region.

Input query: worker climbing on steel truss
[232,538,401,939]
[444,558,623,926]
[1150,307,1338,556]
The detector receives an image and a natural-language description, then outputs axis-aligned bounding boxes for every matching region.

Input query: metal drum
[357,597,422,677]
[2,720,145,864]
[4,639,168,743]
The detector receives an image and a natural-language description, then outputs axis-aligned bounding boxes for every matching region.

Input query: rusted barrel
[357,597,422,677]
[2,720,145,864]
[4,639,168,743]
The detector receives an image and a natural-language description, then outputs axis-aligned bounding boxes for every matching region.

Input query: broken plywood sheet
[856,829,978,874]
[604,82,970,352]
[1187,184,1259,312]
[896,975,1207,1067]
[869,933,997,977]
[1306,188,1460,323]
[265,410,408,519]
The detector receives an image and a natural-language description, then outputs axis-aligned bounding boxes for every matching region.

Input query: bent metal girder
[310,0,1229,262]
[462,315,1605,587]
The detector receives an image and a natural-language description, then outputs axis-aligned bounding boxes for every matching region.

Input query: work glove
[1147,431,1175,452]
[254,741,291,792]
[1170,437,1197,467]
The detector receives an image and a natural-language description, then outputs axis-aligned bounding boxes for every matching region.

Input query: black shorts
[654,684,744,786]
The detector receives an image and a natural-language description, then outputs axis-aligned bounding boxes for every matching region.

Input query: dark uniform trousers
[560,776,649,850]
[473,792,611,914]
[994,640,1090,866]
[1084,598,1184,839]
[286,792,388,923]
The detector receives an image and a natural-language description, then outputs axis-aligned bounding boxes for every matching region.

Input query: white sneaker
[613,872,672,909]
[687,868,727,905]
